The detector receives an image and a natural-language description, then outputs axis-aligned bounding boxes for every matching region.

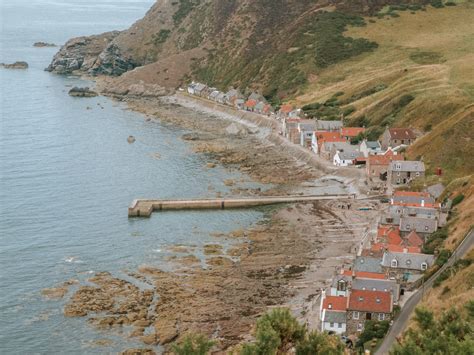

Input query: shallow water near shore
[0,1,265,353]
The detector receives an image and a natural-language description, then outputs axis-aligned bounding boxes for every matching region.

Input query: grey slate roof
[323,311,346,323]
[389,160,425,172]
[352,278,400,301]
[366,141,381,149]
[353,256,383,273]
[388,205,439,219]
[194,83,207,93]
[382,251,435,271]
[399,216,438,234]
[337,150,362,160]
[331,274,352,288]
[316,120,343,131]
[426,183,444,199]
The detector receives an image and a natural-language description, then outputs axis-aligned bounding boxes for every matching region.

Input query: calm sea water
[0,1,264,353]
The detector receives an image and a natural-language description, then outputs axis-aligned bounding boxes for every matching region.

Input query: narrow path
[376,229,474,355]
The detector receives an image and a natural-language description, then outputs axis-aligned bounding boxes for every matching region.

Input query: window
[379,313,385,321]
[396,163,402,170]
[357,323,363,331]
[425,226,429,231]
[397,171,401,176]
[406,224,411,230]
[338,323,342,328]
[376,298,381,304]
[330,322,334,327]
[397,178,401,183]
[391,259,398,268]
[328,303,332,309]
[353,311,360,320]
[416,172,420,177]
[421,262,428,271]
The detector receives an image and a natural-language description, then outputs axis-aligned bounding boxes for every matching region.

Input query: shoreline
[56,85,382,352]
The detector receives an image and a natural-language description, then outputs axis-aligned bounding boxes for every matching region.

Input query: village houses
[347,289,393,333]
[360,140,383,157]
[388,160,425,185]
[381,127,417,150]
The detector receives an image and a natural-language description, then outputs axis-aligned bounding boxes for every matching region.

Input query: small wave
[63,256,84,264]
[153,249,162,253]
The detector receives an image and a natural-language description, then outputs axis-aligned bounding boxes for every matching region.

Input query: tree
[172,334,215,355]
[241,308,343,355]
[296,331,344,355]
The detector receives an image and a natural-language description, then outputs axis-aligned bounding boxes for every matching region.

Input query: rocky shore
[52,85,380,353]
[1,61,28,69]
[68,87,98,97]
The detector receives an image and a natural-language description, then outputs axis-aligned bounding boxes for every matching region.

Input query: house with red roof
[381,127,417,149]
[311,131,345,154]
[244,99,257,112]
[340,127,366,141]
[346,289,393,333]
[366,154,404,180]
[341,268,387,280]
[319,292,348,334]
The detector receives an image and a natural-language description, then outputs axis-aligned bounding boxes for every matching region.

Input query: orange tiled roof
[245,99,257,108]
[341,269,387,280]
[393,191,430,198]
[377,226,402,245]
[322,296,348,311]
[341,127,366,137]
[389,128,416,140]
[348,289,392,313]
[368,154,404,166]
[280,104,293,113]
[405,230,424,248]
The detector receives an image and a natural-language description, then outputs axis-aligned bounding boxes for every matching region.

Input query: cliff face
[47,0,428,94]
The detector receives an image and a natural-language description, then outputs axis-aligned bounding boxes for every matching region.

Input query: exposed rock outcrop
[33,42,57,47]
[68,87,98,97]
[1,61,28,69]
[45,31,121,74]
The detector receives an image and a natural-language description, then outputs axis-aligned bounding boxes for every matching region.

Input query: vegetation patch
[433,258,472,287]
[410,51,446,65]
[173,0,201,26]
[151,29,171,45]
[392,302,474,353]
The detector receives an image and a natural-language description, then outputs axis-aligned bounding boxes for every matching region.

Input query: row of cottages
[380,191,447,240]
[187,82,275,116]
[320,189,441,336]
[310,127,367,166]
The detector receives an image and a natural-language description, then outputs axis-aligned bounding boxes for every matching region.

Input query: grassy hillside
[294,2,474,182]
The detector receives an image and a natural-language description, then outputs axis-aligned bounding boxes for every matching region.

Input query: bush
[241,308,344,355]
[452,194,465,206]
[356,321,390,349]
[431,0,445,8]
[172,334,215,355]
[436,249,452,267]
[445,1,457,5]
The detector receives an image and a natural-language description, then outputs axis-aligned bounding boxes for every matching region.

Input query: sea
[0,1,265,353]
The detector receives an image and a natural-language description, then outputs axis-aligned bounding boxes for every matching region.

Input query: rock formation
[45,31,124,75]
[1,61,28,69]
[68,87,98,97]
[33,42,57,47]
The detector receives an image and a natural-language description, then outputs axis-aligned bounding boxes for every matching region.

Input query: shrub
[343,106,356,117]
[436,249,452,267]
[452,194,465,206]
[356,321,390,349]
[431,0,445,8]
[172,334,215,355]
[445,1,457,5]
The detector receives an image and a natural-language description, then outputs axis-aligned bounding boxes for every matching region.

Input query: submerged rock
[1,61,28,69]
[127,136,136,144]
[68,87,98,97]
[33,42,57,47]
